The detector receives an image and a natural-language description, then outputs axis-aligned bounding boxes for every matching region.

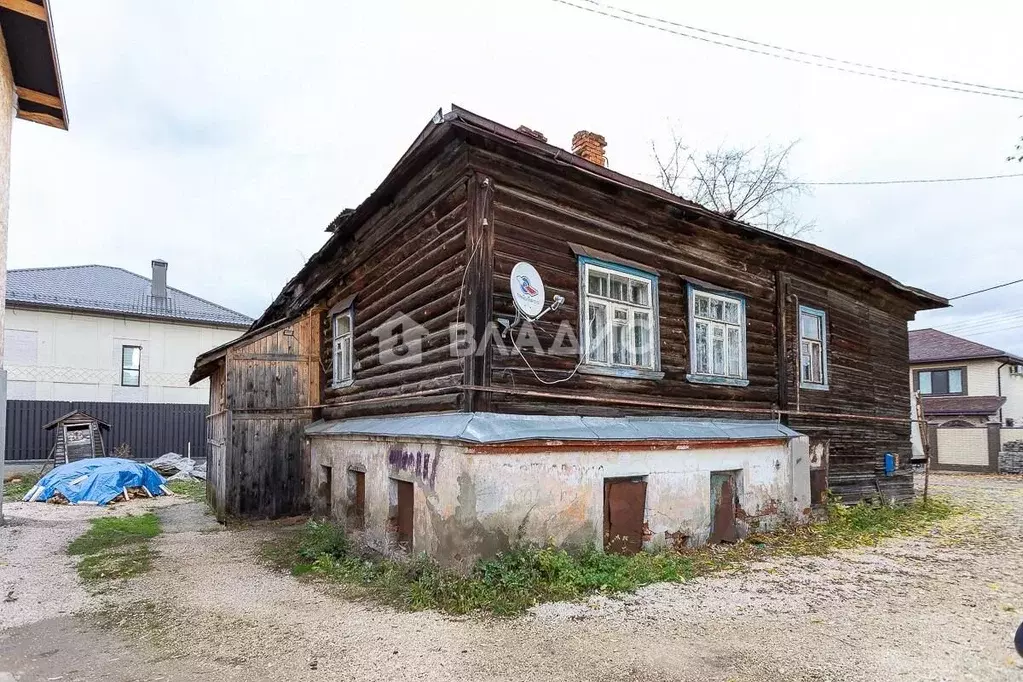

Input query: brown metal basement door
[604,478,647,555]
[709,472,738,543]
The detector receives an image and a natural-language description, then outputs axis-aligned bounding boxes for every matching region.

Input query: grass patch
[69,513,162,585]
[68,513,161,555]
[3,471,40,500]
[267,496,959,616]
[166,479,206,504]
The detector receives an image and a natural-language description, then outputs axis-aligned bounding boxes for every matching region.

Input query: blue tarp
[24,458,167,505]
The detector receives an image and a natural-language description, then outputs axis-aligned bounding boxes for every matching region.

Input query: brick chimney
[571,130,607,167]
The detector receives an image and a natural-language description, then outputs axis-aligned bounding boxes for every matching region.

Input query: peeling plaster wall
[310,435,808,570]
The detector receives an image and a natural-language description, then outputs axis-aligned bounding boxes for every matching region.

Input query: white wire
[508,324,585,385]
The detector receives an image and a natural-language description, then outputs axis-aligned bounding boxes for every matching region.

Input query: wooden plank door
[604,478,647,555]
[709,472,738,543]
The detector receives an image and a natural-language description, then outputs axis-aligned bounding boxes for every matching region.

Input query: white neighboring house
[5,261,251,403]
[909,328,1023,426]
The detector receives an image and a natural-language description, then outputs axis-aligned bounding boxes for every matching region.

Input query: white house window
[687,287,747,385]
[332,308,354,386]
[582,261,657,371]
[799,306,828,389]
[121,345,141,387]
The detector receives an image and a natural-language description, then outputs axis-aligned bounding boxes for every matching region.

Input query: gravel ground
[2,473,1023,681]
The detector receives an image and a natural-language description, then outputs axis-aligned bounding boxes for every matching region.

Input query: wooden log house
[193,106,945,563]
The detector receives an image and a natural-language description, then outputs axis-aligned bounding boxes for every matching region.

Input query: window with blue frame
[687,285,748,385]
[580,258,659,371]
[799,306,829,389]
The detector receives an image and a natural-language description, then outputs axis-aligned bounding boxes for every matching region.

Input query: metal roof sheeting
[304,412,802,444]
[7,265,253,328]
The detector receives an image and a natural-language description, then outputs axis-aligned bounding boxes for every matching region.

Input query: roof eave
[2,0,69,129]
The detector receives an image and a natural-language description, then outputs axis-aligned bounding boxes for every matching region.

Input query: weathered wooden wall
[213,310,321,519]
[319,140,472,419]
[783,276,915,500]
[206,365,228,517]
[464,140,921,502]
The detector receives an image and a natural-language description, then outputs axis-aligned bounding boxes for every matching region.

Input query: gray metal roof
[7,265,253,328]
[305,412,802,444]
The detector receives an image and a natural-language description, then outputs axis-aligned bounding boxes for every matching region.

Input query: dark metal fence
[5,400,209,462]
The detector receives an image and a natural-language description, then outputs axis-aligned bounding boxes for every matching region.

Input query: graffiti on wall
[388,447,440,487]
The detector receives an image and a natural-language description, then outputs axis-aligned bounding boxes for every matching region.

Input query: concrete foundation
[309,433,811,570]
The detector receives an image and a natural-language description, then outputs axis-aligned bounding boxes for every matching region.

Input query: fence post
[987,422,1002,473]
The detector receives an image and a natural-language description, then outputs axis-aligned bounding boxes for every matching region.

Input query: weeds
[69,513,162,585]
[166,479,206,504]
[3,472,40,500]
[267,496,958,617]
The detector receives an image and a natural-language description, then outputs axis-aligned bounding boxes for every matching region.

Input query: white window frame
[798,306,829,390]
[579,259,660,374]
[686,285,748,387]
[121,345,141,387]
[332,308,354,387]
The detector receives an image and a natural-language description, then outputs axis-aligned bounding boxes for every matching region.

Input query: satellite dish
[510,262,546,319]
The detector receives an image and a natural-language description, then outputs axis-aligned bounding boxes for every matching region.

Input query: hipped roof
[250,105,946,332]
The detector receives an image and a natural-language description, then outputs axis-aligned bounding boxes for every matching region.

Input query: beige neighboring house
[909,328,1023,426]
[0,0,71,521]
[5,261,252,404]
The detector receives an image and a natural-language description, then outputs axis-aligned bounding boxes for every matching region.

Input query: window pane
[724,301,740,324]
[634,311,651,367]
[695,321,709,374]
[695,294,709,319]
[709,298,724,321]
[612,310,630,365]
[122,369,140,387]
[809,342,822,383]
[800,313,821,341]
[918,371,932,394]
[726,327,741,377]
[335,313,351,337]
[932,371,950,395]
[587,304,607,363]
[588,272,608,298]
[122,346,140,370]
[629,280,650,306]
[609,275,628,302]
[948,369,963,393]
[712,325,725,375]
[800,341,812,382]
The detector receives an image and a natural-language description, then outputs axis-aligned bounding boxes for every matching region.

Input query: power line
[799,171,1023,186]
[551,0,1023,101]
[949,278,1023,301]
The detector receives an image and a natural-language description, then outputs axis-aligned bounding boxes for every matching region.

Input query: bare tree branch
[653,130,815,237]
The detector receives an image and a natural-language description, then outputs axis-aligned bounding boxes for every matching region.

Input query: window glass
[333,309,354,385]
[690,290,745,380]
[587,303,608,363]
[800,313,820,340]
[798,308,827,386]
[948,369,963,394]
[918,371,932,394]
[121,346,141,387]
[581,263,656,370]
[931,371,949,395]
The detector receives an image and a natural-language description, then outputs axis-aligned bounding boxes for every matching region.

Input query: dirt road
[2,473,1022,681]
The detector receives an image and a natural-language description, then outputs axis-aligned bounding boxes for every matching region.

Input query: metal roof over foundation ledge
[304,412,803,444]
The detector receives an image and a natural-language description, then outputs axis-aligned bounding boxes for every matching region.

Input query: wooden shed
[189,308,323,520]
[44,410,109,464]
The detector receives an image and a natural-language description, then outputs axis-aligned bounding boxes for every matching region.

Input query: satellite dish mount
[504,261,564,337]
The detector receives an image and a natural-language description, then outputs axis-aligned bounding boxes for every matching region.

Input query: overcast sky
[10,0,1023,352]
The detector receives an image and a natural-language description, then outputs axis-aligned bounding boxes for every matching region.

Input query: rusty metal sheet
[395,480,413,551]
[604,479,646,556]
[709,473,738,543]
